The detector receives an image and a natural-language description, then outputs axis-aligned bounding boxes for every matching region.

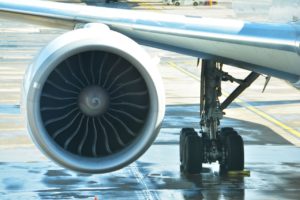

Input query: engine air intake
[40,51,150,158]
[23,28,164,173]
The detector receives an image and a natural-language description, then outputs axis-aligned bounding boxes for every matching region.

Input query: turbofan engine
[23,24,165,173]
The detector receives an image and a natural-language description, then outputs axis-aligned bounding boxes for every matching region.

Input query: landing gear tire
[182,135,203,174]
[180,128,197,162]
[220,127,237,141]
[221,130,244,171]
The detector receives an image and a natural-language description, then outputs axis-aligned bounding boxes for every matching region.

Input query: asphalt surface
[0,1,300,199]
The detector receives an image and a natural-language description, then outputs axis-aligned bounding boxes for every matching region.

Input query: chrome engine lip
[23,28,165,173]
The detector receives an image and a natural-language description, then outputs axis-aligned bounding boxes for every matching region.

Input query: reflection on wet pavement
[0,105,300,199]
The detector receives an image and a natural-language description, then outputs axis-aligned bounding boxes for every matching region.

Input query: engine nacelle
[23,25,165,173]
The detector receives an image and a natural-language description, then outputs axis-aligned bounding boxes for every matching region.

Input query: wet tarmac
[0,1,300,199]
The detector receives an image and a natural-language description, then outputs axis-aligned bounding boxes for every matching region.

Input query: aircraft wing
[0,0,299,82]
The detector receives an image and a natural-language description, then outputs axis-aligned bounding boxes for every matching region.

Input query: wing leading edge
[0,0,299,81]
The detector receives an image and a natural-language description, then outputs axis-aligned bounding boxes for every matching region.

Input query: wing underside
[0,0,299,81]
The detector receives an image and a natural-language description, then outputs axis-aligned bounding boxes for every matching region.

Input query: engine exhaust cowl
[23,26,165,173]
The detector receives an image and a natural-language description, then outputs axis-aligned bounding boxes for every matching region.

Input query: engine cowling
[23,25,165,173]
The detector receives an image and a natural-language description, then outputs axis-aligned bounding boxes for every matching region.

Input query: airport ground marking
[167,61,300,139]
[130,162,158,200]
[130,0,160,11]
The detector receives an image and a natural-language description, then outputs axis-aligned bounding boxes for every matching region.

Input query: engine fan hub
[78,85,109,117]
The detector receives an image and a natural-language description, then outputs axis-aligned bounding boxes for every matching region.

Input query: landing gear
[180,60,259,174]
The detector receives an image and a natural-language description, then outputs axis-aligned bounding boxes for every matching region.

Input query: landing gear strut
[180,60,259,174]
